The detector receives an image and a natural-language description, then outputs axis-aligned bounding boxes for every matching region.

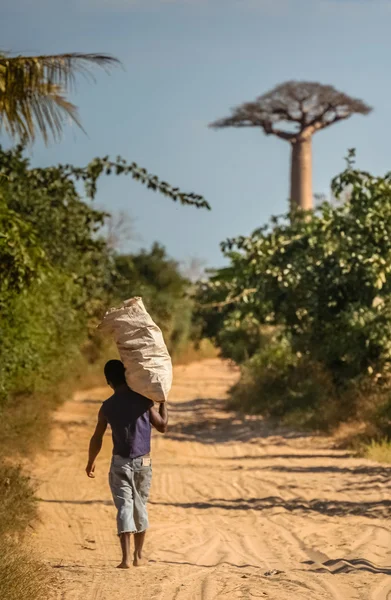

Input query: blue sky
[1,0,391,267]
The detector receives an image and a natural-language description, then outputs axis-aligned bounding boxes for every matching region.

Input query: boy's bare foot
[133,553,148,567]
[117,562,132,569]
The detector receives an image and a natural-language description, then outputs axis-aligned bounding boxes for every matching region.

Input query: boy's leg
[133,531,147,566]
[119,533,132,569]
[109,458,136,568]
[133,460,152,566]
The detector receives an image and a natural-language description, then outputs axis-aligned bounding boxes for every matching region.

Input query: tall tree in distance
[210,81,371,211]
[0,52,120,144]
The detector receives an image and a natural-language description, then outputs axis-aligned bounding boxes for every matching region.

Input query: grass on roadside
[363,439,391,463]
[0,541,50,600]
[0,463,50,600]
[0,341,114,600]
[228,340,340,431]
[0,463,37,538]
[173,338,218,365]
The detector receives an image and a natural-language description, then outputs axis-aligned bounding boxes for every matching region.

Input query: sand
[30,359,391,600]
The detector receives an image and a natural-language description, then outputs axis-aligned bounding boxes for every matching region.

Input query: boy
[86,359,168,568]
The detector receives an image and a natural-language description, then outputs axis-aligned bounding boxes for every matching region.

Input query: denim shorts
[109,455,152,535]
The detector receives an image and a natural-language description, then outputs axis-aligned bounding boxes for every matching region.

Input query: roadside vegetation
[0,46,213,599]
[0,145,209,599]
[364,439,391,463]
[195,152,391,460]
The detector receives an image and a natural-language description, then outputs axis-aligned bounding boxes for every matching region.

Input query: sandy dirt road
[31,359,391,600]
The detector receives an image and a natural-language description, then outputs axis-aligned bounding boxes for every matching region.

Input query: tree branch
[46,156,211,210]
[199,288,257,309]
[270,128,296,141]
[259,120,294,141]
[310,113,350,134]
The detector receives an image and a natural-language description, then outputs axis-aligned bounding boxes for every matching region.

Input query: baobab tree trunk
[290,136,313,212]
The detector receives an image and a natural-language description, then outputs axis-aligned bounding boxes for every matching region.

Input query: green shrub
[214,313,264,364]
[198,158,391,386]
[370,395,391,438]
[229,337,339,430]
[0,144,209,600]
[195,157,391,437]
[0,273,85,400]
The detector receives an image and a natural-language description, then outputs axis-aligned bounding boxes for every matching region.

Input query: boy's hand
[86,461,96,478]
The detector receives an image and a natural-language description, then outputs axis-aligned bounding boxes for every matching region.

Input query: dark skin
[86,380,168,568]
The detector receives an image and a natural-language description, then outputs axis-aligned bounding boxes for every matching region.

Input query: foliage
[0,138,210,599]
[0,200,46,301]
[213,312,263,364]
[194,301,262,364]
[0,273,87,402]
[68,155,210,209]
[198,159,391,384]
[173,338,218,365]
[0,145,112,411]
[0,148,210,237]
[229,337,337,430]
[196,158,391,434]
[0,142,208,414]
[0,52,120,144]
[368,394,391,439]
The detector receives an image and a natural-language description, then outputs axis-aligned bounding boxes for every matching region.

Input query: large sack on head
[98,297,172,403]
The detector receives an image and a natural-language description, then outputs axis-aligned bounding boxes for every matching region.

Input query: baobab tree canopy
[210,81,372,211]
[210,81,372,140]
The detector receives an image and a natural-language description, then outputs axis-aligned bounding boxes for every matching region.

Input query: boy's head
[104,359,126,389]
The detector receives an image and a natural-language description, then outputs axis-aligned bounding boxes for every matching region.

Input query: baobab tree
[210,81,371,211]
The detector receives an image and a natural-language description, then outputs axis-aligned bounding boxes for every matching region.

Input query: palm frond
[0,52,120,144]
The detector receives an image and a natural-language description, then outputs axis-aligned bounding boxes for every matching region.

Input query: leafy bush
[0,202,46,301]
[197,157,391,431]
[0,156,110,484]
[211,312,263,364]
[373,400,391,437]
[0,144,210,600]
[0,274,85,399]
[229,336,339,430]
[0,146,202,452]
[200,159,391,380]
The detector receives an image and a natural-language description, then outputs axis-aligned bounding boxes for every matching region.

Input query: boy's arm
[149,402,168,434]
[86,406,108,478]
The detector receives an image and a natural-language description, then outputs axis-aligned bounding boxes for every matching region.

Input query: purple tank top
[102,386,153,458]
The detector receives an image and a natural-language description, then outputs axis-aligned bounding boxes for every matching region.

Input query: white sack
[98,297,172,403]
